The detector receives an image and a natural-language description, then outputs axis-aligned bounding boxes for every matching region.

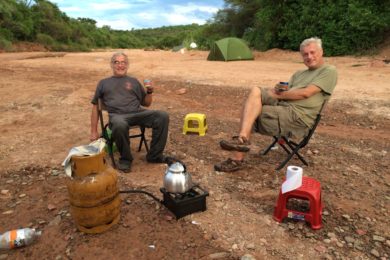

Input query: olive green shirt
[286,64,338,127]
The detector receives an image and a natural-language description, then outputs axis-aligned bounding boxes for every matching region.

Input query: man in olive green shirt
[215,37,338,172]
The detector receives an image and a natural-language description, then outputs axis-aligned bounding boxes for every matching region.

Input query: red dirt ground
[0,48,389,259]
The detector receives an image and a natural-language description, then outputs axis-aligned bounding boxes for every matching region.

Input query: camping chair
[98,99,149,168]
[262,100,328,171]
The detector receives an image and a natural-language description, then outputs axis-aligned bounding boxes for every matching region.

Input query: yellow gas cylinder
[66,151,120,234]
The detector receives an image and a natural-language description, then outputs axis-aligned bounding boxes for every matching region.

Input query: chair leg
[295,151,308,166]
[284,140,308,166]
[262,136,278,155]
[137,127,149,152]
[276,144,307,170]
[107,141,116,168]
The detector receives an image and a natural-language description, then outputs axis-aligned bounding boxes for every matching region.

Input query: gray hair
[110,52,128,64]
[300,37,322,51]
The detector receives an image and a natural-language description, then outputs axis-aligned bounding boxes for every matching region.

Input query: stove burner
[160,185,209,219]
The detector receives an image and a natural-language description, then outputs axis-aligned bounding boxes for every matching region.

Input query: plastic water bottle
[0,228,42,249]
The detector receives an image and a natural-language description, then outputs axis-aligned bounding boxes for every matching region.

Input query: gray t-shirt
[91,76,146,114]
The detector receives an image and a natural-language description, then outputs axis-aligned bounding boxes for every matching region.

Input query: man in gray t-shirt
[90,52,169,172]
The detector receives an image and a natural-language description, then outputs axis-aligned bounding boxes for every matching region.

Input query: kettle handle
[165,156,187,171]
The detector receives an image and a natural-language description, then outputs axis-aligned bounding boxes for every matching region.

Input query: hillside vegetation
[0,0,389,55]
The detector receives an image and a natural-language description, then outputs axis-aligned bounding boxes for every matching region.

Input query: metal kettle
[163,158,193,194]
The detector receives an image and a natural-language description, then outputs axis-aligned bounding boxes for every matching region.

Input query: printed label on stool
[288,211,305,221]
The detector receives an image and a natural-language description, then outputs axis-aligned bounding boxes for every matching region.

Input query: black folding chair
[262,100,328,171]
[98,99,149,168]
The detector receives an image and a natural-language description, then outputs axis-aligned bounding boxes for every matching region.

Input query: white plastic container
[0,228,41,249]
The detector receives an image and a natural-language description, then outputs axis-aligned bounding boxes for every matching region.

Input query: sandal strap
[232,135,251,145]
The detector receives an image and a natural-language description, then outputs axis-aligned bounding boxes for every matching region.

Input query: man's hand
[90,131,100,141]
[268,88,282,99]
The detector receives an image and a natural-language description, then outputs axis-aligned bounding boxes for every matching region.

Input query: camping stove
[160,185,209,219]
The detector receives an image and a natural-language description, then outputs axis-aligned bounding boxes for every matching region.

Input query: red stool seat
[273,176,323,230]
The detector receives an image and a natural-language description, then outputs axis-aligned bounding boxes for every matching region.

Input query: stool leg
[309,195,323,230]
[273,191,287,222]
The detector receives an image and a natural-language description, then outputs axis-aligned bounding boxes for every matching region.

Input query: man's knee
[154,111,169,125]
[110,117,128,132]
[249,86,262,98]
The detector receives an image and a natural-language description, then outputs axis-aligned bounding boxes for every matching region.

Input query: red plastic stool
[273,176,323,230]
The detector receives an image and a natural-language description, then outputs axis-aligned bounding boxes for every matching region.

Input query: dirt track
[0,49,389,259]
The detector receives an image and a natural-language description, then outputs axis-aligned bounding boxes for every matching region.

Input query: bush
[0,38,13,51]
[36,33,55,47]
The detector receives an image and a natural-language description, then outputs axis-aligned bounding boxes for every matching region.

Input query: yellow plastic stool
[183,113,208,136]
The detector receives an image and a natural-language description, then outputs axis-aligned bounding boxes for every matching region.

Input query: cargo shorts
[253,87,309,138]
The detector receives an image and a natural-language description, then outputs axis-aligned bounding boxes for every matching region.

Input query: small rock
[165,215,173,221]
[2,210,14,215]
[51,170,60,176]
[288,223,295,230]
[232,244,239,250]
[370,249,380,258]
[259,238,267,245]
[314,245,327,253]
[356,229,367,235]
[323,239,331,244]
[208,252,230,259]
[327,232,337,239]
[19,193,27,198]
[66,247,71,257]
[55,255,63,260]
[246,243,255,250]
[386,240,390,247]
[176,88,187,95]
[1,190,9,195]
[49,215,61,226]
[47,204,56,211]
[323,210,329,216]
[305,232,315,238]
[342,214,350,220]
[241,254,256,260]
[373,235,385,242]
[345,236,355,243]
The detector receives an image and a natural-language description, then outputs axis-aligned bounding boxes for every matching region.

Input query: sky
[49,0,225,30]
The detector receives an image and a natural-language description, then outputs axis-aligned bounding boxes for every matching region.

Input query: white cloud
[171,3,219,15]
[163,13,205,26]
[50,0,224,29]
[97,18,136,30]
[90,2,132,11]
[137,12,157,21]
[60,6,82,13]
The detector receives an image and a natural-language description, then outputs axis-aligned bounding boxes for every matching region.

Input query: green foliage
[1,0,388,55]
[0,37,13,51]
[36,32,54,47]
[213,0,390,55]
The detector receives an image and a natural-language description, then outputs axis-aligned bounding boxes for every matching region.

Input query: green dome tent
[207,37,254,61]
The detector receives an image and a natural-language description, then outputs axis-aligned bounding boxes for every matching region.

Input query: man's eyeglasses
[113,61,128,65]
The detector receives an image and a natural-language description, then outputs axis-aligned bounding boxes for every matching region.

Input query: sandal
[220,136,251,152]
[214,158,245,172]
